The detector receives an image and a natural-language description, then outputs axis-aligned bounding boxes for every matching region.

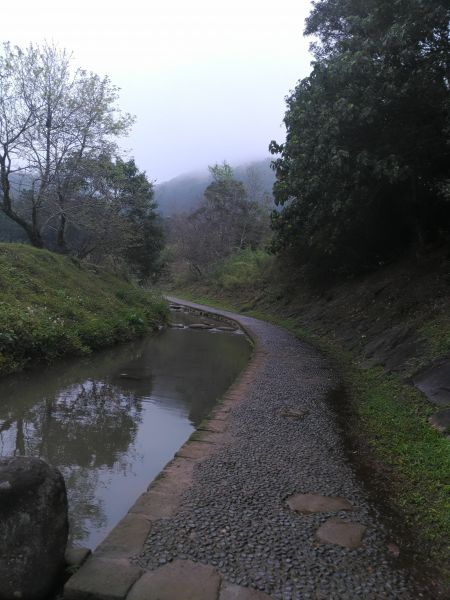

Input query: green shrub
[211,249,273,290]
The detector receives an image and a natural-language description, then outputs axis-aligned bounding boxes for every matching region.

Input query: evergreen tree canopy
[270,0,450,272]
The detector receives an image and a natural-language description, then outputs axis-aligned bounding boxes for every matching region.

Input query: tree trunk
[56,213,68,253]
[0,159,43,248]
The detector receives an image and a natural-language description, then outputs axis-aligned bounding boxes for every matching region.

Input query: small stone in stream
[280,408,309,420]
[286,493,352,514]
[316,518,366,549]
[0,456,68,600]
[119,373,143,380]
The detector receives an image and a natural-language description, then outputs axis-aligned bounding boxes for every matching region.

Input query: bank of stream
[0,308,251,550]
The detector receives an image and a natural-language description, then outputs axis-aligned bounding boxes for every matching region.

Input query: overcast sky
[3,0,313,182]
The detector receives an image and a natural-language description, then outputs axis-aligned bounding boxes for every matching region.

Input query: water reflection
[0,316,250,548]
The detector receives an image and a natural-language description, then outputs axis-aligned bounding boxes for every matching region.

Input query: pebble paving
[135,303,421,599]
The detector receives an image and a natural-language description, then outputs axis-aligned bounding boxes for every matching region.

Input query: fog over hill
[155,158,276,216]
[0,158,276,241]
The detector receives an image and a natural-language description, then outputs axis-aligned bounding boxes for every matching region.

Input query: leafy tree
[108,158,164,282]
[0,42,133,248]
[270,0,450,273]
[60,157,164,280]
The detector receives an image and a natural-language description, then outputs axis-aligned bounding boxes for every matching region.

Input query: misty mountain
[155,158,276,216]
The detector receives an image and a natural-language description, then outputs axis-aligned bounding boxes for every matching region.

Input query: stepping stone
[65,547,91,568]
[127,560,221,600]
[280,408,308,420]
[387,542,400,557]
[287,493,352,514]
[429,408,450,435]
[316,517,366,549]
[220,581,273,599]
[64,557,142,600]
[169,322,185,328]
[217,326,238,332]
[188,323,213,330]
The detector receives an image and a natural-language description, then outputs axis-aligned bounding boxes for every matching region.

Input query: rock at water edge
[0,456,68,600]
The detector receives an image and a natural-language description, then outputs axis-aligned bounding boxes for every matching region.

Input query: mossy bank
[0,244,168,376]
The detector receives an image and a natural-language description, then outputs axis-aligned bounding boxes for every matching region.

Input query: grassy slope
[170,252,450,583]
[0,244,168,376]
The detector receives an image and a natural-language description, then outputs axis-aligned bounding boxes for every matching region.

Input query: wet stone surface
[315,517,366,550]
[127,559,221,600]
[135,301,420,599]
[286,493,353,515]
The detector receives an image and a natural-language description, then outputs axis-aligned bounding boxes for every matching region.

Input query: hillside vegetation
[0,244,167,376]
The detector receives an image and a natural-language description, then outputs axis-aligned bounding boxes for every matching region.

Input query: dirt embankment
[212,252,450,433]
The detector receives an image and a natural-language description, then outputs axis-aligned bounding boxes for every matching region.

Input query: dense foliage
[270,0,450,273]
[60,156,164,281]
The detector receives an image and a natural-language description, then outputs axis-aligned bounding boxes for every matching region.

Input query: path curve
[65,299,422,600]
[135,299,418,599]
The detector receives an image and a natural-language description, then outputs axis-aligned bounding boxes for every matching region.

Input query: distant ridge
[155,157,276,216]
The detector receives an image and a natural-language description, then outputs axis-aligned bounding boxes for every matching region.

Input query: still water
[0,309,251,549]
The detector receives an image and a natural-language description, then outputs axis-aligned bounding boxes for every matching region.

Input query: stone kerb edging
[64,299,268,600]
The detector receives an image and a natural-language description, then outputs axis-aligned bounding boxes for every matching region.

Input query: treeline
[155,158,275,216]
[270,0,450,275]
[0,43,163,281]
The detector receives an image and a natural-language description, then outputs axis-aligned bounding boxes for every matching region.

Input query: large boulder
[0,456,68,600]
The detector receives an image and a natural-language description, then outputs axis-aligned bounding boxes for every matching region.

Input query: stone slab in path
[220,581,273,599]
[316,517,366,549]
[287,493,353,514]
[280,408,308,420]
[126,560,221,600]
[429,408,450,434]
[413,359,450,407]
[95,514,152,559]
[64,558,142,600]
[65,547,92,568]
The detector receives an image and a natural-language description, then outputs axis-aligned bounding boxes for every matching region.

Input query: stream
[0,307,251,549]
